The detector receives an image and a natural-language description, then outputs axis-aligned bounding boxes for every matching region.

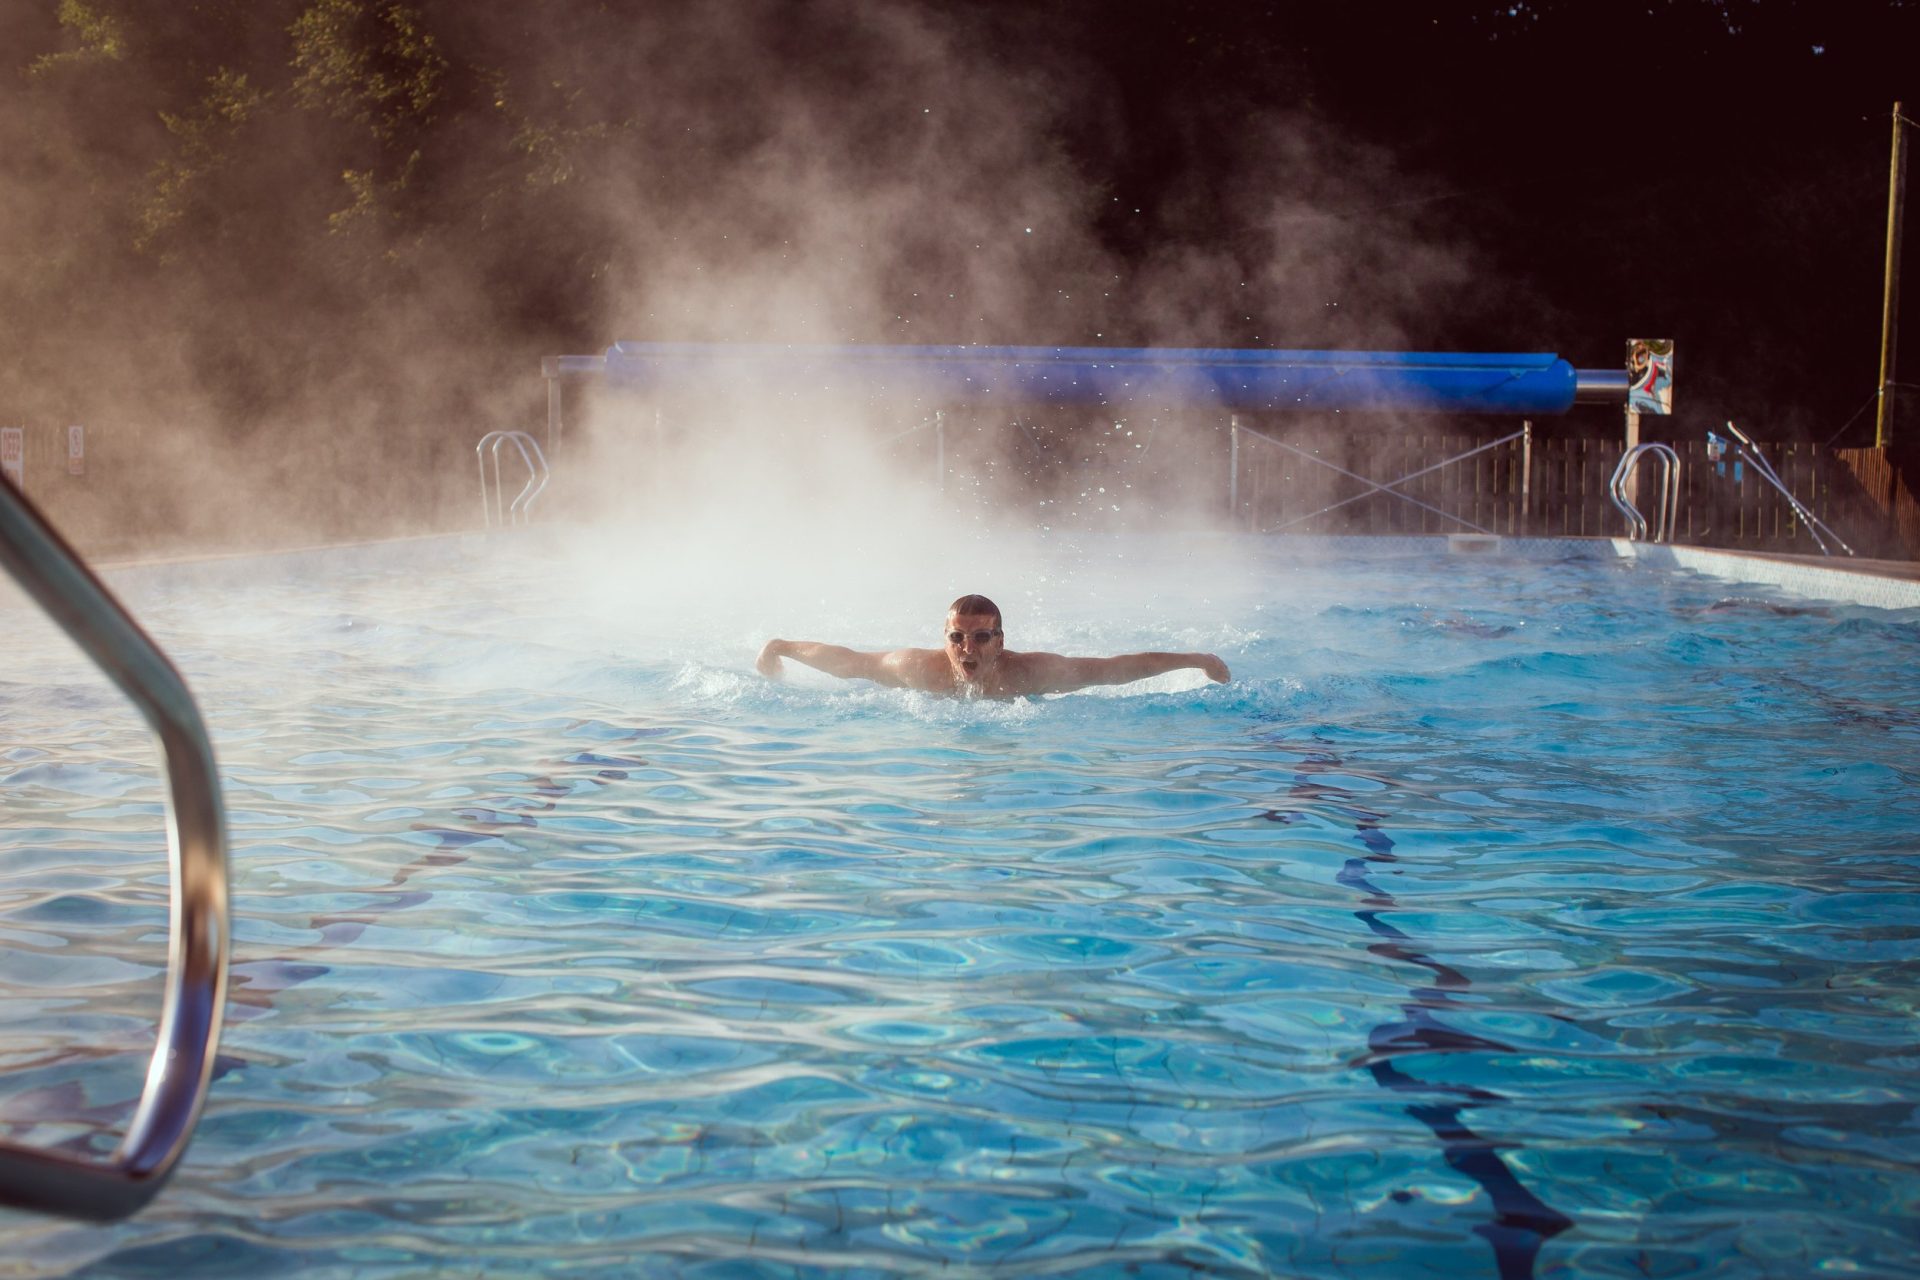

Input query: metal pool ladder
[0,480,230,1220]
[476,430,549,527]
[1608,442,1681,542]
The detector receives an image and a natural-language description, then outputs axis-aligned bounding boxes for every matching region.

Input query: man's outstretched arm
[1024,650,1230,694]
[757,639,912,686]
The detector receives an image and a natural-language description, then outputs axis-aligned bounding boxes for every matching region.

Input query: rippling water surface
[3,533,1918,1278]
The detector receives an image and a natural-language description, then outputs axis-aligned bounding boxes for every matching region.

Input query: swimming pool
[3,530,1918,1277]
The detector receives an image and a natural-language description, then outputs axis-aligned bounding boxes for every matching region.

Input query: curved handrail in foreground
[0,480,230,1221]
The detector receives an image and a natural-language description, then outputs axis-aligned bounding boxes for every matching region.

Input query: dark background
[2,1,1914,459]
[1054,1,1917,446]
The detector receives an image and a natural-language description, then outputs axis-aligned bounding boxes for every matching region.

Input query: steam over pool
[3,530,1918,1278]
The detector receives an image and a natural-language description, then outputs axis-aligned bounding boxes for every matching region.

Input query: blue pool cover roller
[600,342,1584,416]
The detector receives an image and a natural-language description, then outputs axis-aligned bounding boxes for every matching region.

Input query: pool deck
[1636,544,1920,582]
[1259,532,1920,610]
[1607,540,1920,609]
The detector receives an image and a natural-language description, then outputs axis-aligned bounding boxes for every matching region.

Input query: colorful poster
[1,426,23,490]
[1627,339,1674,415]
[68,424,85,475]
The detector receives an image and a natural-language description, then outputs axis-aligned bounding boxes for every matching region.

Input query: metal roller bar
[592,342,1619,416]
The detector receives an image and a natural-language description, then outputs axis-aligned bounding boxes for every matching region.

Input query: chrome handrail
[0,480,230,1221]
[498,432,547,522]
[476,430,549,527]
[1608,442,1680,542]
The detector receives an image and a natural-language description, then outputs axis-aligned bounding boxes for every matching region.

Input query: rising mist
[1,0,1508,563]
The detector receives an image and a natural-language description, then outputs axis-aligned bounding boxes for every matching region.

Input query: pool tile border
[1608,541,1920,610]
[1267,533,1920,609]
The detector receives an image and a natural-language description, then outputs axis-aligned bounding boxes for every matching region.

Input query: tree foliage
[0,0,1913,443]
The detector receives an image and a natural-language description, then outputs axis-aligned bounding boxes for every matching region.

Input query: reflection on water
[2,534,1918,1277]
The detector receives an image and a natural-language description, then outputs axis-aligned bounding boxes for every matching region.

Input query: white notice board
[68,424,85,475]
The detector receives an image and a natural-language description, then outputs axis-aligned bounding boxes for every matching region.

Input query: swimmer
[756,594,1230,699]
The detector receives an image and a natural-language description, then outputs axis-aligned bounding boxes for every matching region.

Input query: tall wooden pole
[1876,102,1908,449]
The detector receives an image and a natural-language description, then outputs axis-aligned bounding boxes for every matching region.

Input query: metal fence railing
[1230,428,1891,553]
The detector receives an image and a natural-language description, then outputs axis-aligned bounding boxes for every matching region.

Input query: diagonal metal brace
[1237,426,1528,534]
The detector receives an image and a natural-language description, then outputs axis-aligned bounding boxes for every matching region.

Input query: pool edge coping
[1265,533,1920,609]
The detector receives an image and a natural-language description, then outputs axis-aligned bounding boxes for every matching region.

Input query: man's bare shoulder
[878,647,952,691]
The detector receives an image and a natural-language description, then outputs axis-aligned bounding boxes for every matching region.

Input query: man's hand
[756,639,788,679]
[1199,654,1230,683]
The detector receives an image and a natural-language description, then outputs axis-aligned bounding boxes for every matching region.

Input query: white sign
[67,424,85,476]
[0,427,22,490]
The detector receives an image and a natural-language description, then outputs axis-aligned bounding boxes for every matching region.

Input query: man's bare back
[756,594,1230,700]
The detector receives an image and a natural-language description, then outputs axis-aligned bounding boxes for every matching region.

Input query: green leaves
[27,0,128,78]
[138,69,266,255]
[289,0,446,142]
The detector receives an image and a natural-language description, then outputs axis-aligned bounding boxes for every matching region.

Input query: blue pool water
[2,532,1918,1277]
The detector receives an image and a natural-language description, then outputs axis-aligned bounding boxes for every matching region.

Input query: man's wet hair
[948,594,1001,626]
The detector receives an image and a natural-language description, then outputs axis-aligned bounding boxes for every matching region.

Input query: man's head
[944,594,1004,685]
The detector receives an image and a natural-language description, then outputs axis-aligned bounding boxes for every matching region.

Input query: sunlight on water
[2,532,1918,1278]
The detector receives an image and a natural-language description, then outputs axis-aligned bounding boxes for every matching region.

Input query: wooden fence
[4,413,1909,560]
[0,420,477,559]
[1834,445,1920,558]
[1232,429,1896,554]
